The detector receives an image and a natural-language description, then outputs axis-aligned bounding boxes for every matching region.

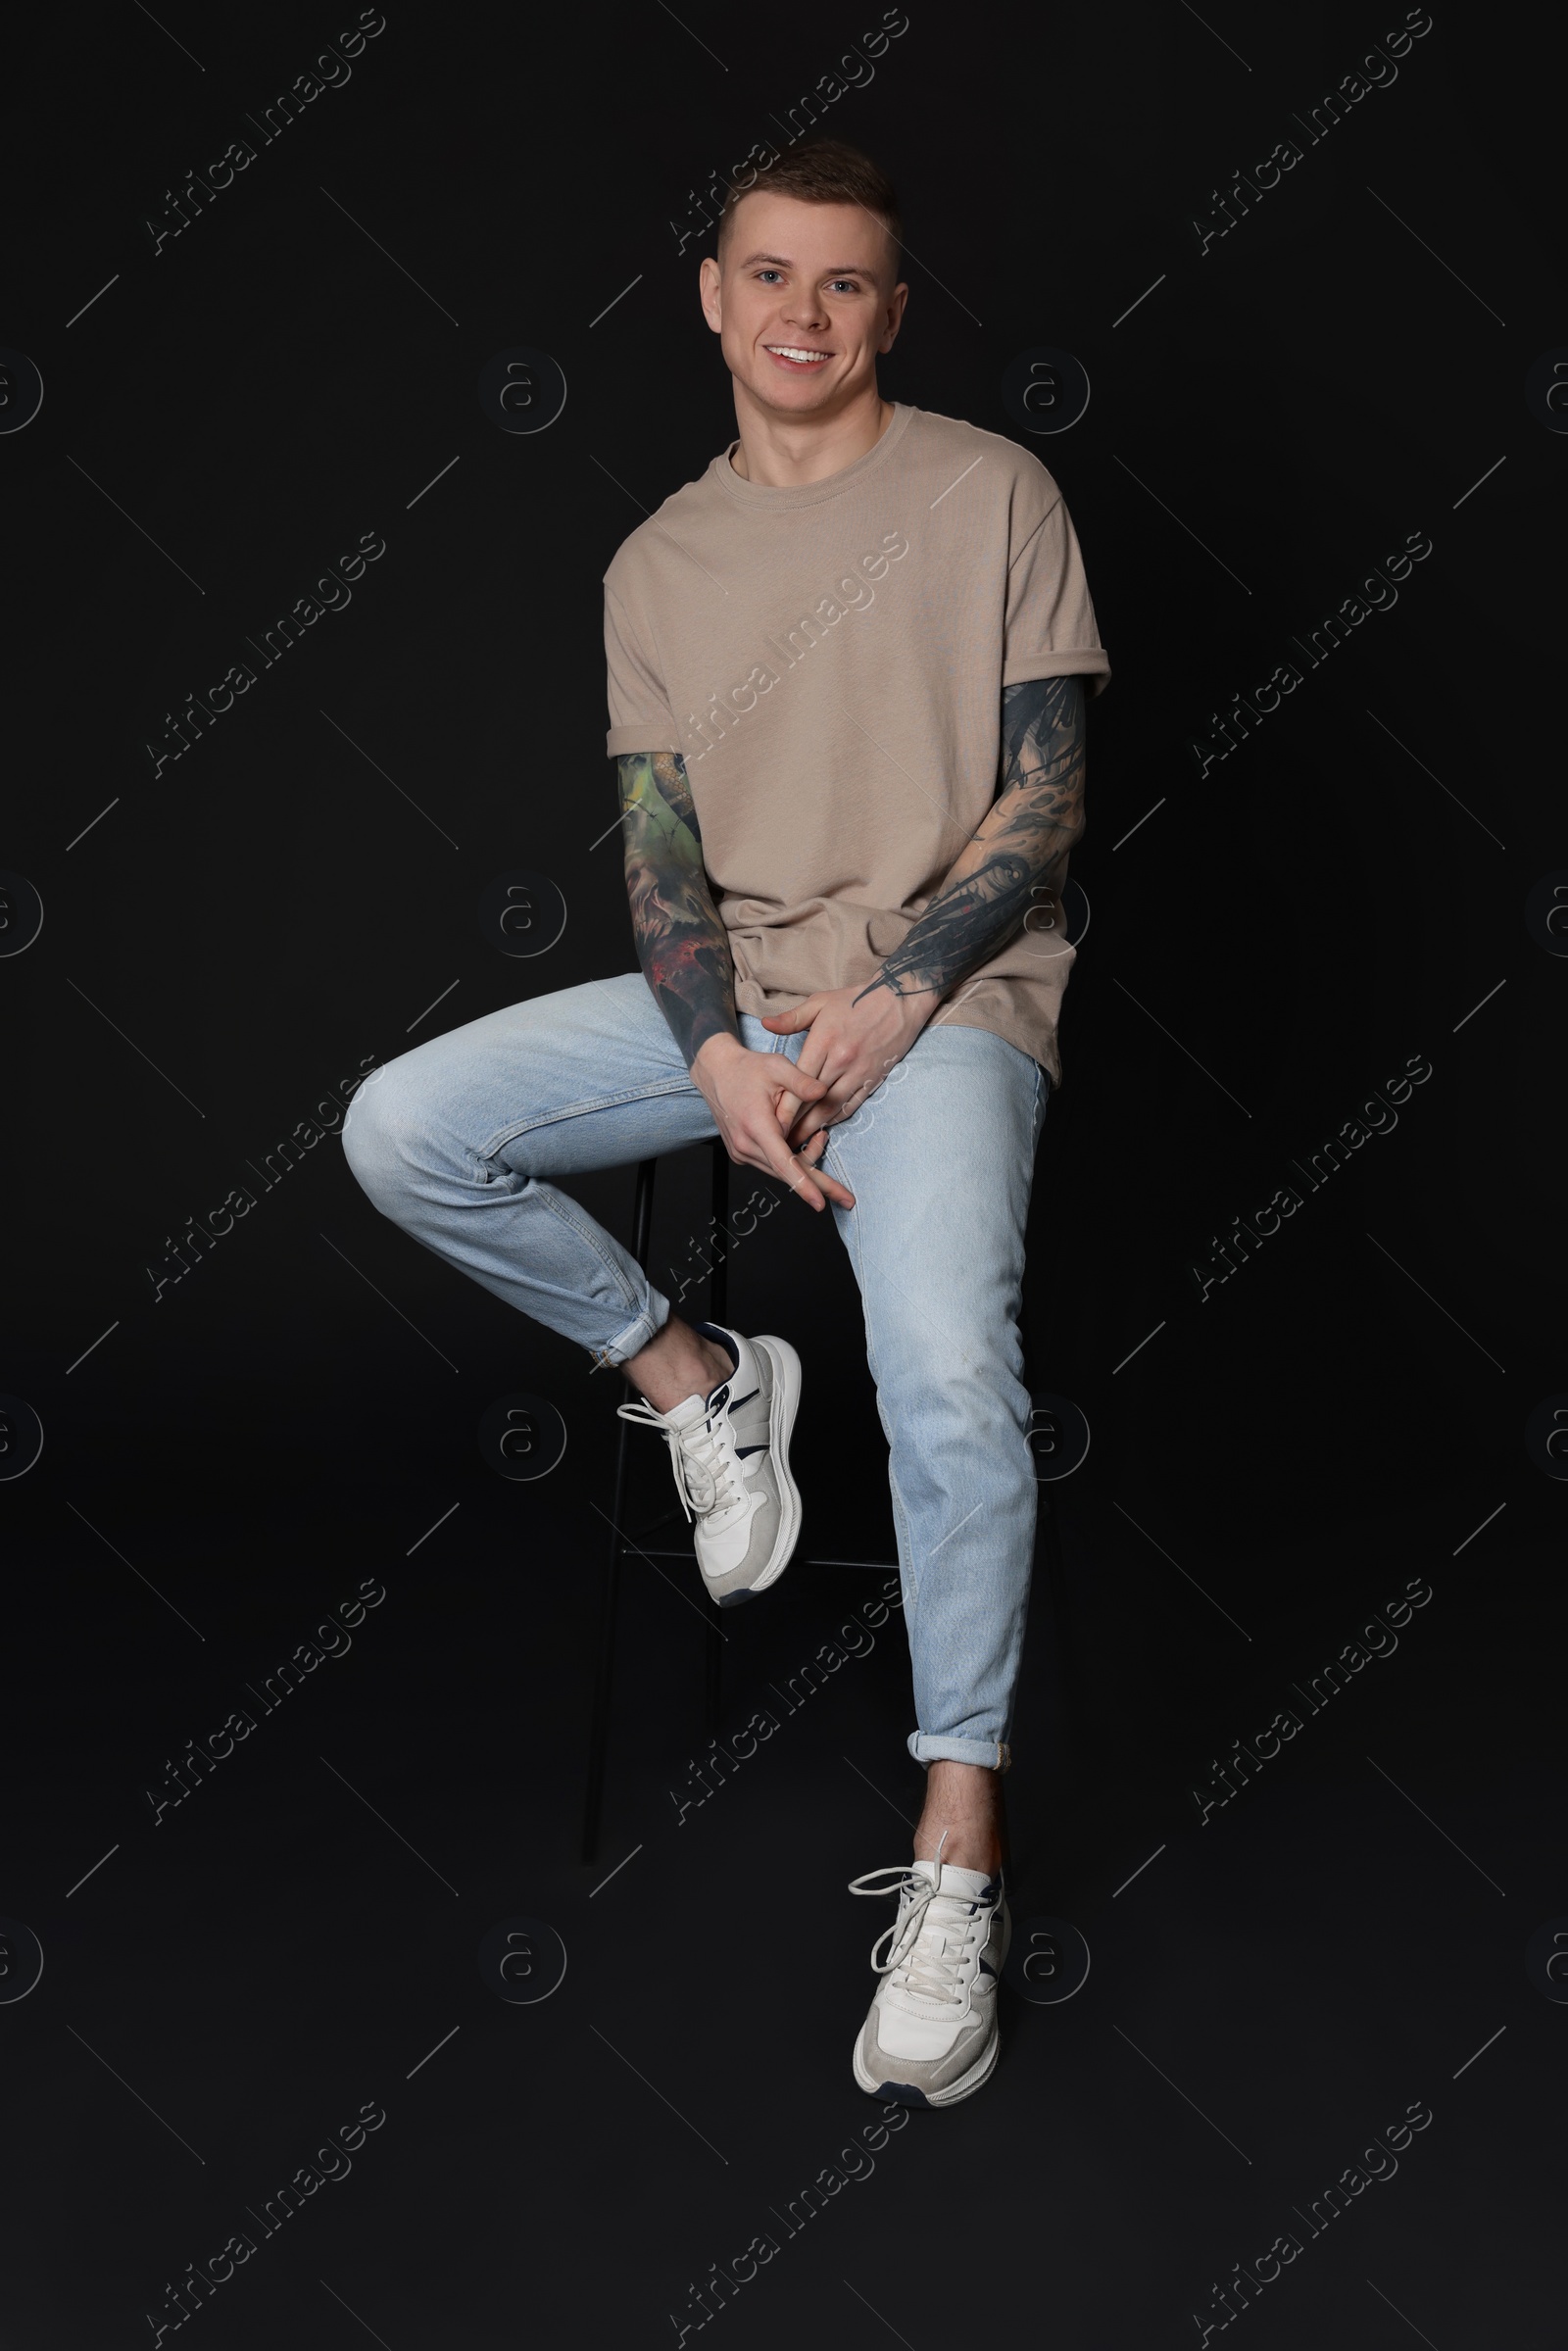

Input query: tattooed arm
[856,673,1088,1016]
[764,675,1088,1148]
[618,751,854,1209]
[617,750,741,1070]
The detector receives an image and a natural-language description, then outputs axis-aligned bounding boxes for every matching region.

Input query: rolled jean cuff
[907,1733,1013,1774]
[586,1297,669,1374]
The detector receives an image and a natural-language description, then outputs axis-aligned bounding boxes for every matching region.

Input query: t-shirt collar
[709,401,916,511]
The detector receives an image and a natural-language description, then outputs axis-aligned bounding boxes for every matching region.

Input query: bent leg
[817,1023,1048,1769]
[341,972,720,1368]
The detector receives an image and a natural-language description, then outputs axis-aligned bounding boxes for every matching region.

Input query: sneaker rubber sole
[851,2023,1002,2107]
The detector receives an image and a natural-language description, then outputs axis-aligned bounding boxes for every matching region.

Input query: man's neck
[728,388,895,488]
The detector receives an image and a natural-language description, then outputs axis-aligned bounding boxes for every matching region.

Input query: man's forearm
[853,674,1088,1014]
[617,751,740,1069]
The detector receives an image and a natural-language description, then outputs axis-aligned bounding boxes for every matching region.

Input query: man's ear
[879,280,908,354]
[699,253,723,331]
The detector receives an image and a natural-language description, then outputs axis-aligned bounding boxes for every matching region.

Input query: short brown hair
[715,137,903,285]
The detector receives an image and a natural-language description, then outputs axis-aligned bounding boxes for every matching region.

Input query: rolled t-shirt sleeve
[605,582,683,757]
[1002,489,1111,698]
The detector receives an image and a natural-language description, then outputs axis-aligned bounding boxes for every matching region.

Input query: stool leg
[580,1155,659,1864]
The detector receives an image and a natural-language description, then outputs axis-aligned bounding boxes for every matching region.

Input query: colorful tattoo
[617,751,740,1069]
[855,674,1088,1008]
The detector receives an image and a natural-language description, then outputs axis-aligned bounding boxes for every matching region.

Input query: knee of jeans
[876,1320,1026,1421]
[871,1286,1004,1373]
[340,1064,418,1208]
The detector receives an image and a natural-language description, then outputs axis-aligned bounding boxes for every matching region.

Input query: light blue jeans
[341,971,1049,1771]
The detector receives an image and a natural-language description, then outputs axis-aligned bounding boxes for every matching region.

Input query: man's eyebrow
[733,250,877,275]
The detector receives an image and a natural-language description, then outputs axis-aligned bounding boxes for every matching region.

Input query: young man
[342,136,1108,2106]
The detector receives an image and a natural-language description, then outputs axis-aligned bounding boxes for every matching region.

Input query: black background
[4,1,1565,2343]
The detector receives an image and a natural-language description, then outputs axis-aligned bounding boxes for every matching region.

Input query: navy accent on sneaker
[875,2082,931,2108]
[690,1320,741,1371]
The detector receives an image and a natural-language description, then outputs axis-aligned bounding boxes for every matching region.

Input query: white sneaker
[615,1320,803,1606]
[848,1839,1009,2107]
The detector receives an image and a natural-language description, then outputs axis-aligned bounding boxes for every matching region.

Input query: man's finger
[786,1073,866,1147]
[749,1114,854,1210]
[789,1114,849,1183]
[777,1065,831,1101]
[760,997,819,1035]
[805,1132,853,1204]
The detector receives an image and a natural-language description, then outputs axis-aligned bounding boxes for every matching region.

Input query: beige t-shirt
[603,401,1110,1087]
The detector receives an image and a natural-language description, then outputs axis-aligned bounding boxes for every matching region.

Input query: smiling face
[699,189,907,425]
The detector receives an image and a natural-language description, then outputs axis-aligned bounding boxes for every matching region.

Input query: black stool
[578,1135,1059,1861]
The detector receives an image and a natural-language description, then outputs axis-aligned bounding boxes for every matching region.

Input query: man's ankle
[914,1761,1005,1876]
[623,1320,732,1414]
[915,1833,1004,1876]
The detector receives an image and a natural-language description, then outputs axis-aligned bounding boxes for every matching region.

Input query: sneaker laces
[615,1393,745,1525]
[847,1833,987,2007]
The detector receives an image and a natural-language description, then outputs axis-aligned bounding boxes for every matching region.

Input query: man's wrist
[860,968,938,1040]
[690,1026,746,1080]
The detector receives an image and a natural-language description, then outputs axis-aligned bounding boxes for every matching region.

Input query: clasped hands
[692,982,929,1214]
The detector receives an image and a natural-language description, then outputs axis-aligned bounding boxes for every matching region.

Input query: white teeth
[767,345,827,363]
